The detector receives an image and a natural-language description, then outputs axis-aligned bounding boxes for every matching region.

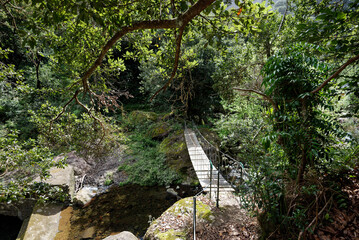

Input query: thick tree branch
[80,0,215,93]
[233,87,279,111]
[150,25,186,101]
[311,53,359,94]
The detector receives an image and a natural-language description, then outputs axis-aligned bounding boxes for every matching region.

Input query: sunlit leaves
[294,0,359,57]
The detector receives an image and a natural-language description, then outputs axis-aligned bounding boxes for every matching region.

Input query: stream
[62,184,199,239]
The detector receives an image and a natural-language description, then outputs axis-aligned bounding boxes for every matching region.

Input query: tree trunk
[35,62,41,89]
[297,149,307,184]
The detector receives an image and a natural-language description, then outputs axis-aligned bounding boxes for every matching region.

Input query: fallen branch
[50,89,80,131]
[79,0,216,94]
[74,94,106,145]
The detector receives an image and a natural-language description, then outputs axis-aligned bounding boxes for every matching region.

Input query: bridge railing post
[209,161,213,200]
[193,196,196,240]
[216,151,220,208]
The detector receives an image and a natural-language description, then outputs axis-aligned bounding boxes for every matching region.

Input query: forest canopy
[1,0,359,238]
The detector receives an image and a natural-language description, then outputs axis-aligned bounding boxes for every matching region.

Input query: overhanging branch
[311,53,359,94]
[150,24,186,101]
[80,0,216,93]
[233,87,278,111]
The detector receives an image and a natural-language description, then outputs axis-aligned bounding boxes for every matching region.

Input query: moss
[156,229,186,240]
[158,130,195,180]
[167,198,213,222]
[128,111,157,125]
[148,122,171,139]
[144,196,213,240]
[159,136,185,156]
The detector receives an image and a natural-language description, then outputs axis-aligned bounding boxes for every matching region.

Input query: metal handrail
[190,123,249,190]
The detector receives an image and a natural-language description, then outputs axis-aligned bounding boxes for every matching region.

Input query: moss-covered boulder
[128,111,158,125]
[148,122,171,139]
[159,130,197,183]
[144,196,213,240]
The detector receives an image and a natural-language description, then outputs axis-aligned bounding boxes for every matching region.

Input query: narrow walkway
[184,128,234,192]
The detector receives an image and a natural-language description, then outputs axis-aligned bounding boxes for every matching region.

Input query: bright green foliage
[139,31,222,118]
[29,102,122,157]
[294,0,359,58]
[0,131,56,180]
[261,44,345,175]
[0,130,67,202]
[119,116,181,186]
[236,44,356,238]
[213,95,266,163]
[0,181,69,203]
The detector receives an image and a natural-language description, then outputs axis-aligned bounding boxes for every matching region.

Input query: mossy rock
[156,229,186,240]
[128,111,158,125]
[144,196,213,240]
[166,197,213,221]
[197,128,221,148]
[148,122,171,139]
[159,130,196,181]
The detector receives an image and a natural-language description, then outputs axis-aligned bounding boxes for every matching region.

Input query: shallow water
[65,184,198,239]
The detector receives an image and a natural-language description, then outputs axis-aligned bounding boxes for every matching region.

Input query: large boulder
[128,111,158,125]
[144,196,213,240]
[74,186,98,206]
[148,121,171,139]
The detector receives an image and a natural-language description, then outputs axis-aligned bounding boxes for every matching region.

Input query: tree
[0,0,275,117]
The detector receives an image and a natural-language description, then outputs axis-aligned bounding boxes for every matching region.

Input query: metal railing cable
[184,122,251,240]
[190,123,249,191]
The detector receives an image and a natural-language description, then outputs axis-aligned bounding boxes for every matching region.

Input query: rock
[0,198,36,220]
[159,130,197,182]
[21,203,64,240]
[43,166,75,200]
[81,226,96,239]
[65,151,93,176]
[103,231,138,240]
[32,165,75,201]
[144,196,213,240]
[1,164,75,221]
[74,186,98,206]
[148,121,171,139]
[128,111,158,125]
[166,188,178,196]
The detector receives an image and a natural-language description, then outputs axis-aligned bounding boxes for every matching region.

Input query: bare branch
[298,196,333,240]
[311,53,359,94]
[50,89,80,131]
[271,0,288,44]
[75,94,106,145]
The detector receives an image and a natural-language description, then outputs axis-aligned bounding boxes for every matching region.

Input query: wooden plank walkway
[184,128,234,192]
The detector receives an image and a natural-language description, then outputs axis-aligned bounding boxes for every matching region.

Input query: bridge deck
[184,128,234,192]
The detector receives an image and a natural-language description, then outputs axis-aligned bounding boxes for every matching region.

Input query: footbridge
[184,127,248,196]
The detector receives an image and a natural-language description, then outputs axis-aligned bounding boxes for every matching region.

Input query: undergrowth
[118,113,181,186]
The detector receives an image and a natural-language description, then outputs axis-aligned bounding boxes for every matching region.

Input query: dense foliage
[1,0,359,238]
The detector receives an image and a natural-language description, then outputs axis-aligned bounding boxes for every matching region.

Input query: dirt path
[188,192,259,240]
